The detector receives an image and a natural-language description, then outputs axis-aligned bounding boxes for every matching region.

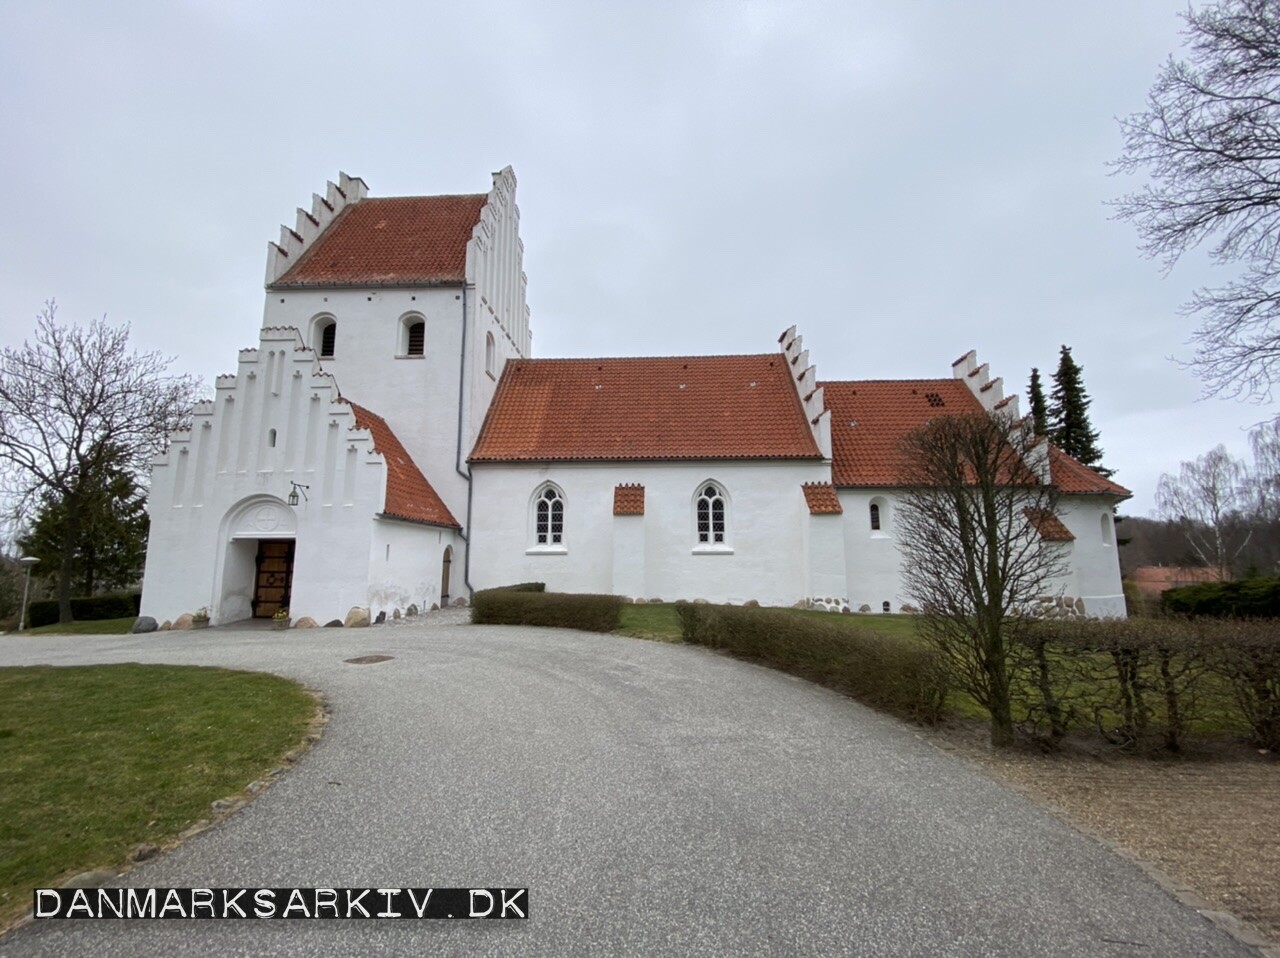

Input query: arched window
[486,332,496,378]
[534,486,564,546]
[315,318,336,359]
[267,428,277,448]
[1101,512,1114,545]
[869,496,889,536]
[696,482,727,544]
[406,320,425,357]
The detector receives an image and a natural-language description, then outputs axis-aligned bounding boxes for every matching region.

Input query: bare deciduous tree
[0,302,198,622]
[897,413,1069,747]
[1155,444,1252,578]
[1113,0,1280,401]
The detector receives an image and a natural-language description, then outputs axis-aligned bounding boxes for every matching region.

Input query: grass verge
[10,617,136,637]
[0,664,318,929]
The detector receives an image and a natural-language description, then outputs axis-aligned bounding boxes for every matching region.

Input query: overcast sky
[0,0,1267,514]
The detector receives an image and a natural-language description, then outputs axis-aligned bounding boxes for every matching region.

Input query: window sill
[870,531,891,540]
[526,545,567,556]
[395,355,426,360]
[692,545,734,555]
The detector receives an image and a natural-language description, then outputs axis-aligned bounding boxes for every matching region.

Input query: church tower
[259,166,532,522]
[140,168,530,626]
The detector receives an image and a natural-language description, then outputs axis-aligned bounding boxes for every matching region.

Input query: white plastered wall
[838,489,910,613]
[469,460,829,605]
[261,287,470,523]
[366,520,464,620]
[1052,495,1126,617]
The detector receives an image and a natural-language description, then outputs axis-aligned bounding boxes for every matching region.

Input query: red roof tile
[345,401,460,528]
[470,355,822,462]
[802,482,843,514]
[822,379,1131,497]
[1048,446,1131,498]
[1129,565,1222,596]
[1025,508,1075,542]
[271,194,487,288]
[822,379,985,486]
[613,484,645,515]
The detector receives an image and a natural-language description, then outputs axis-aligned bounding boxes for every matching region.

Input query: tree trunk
[1034,637,1066,744]
[56,501,80,623]
[986,624,1016,748]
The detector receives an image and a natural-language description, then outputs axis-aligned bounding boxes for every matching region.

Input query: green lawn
[616,603,683,640]
[13,617,136,636]
[0,665,317,927]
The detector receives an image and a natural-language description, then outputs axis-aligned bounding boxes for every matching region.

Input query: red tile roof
[822,379,985,486]
[271,194,487,288]
[1025,508,1075,542]
[345,401,460,528]
[470,355,822,462]
[802,482,843,514]
[613,484,645,515]
[1048,446,1131,498]
[822,378,1130,497]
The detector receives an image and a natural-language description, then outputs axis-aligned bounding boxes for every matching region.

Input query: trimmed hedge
[27,593,141,628]
[471,588,622,632]
[1161,577,1280,618]
[491,582,546,593]
[1019,618,1280,751]
[678,603,948,724]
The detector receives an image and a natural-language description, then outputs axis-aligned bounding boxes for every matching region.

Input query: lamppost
[18,556,39,632]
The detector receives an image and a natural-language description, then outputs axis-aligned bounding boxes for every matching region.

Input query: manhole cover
[344,655,394,665]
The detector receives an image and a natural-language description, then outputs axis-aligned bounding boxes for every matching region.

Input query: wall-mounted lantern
[287,482,310,507]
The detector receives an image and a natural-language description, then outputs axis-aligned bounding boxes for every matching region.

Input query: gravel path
[0,616,1263,957]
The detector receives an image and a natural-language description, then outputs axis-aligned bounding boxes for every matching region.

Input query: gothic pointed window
[534,485,564,546]
[696,482,727,544]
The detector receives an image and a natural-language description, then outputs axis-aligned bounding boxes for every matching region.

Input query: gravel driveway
[0,614,1261,957]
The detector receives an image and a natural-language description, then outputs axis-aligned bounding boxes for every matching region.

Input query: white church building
[139,168,1130,626]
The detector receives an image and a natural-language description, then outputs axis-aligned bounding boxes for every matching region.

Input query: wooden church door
[253,539,295,618]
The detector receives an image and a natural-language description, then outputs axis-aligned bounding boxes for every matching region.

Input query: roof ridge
[511,352,784,364]
[819,378,965,386]
[362,192,488,202]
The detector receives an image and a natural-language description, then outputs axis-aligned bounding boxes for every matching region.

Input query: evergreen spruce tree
[1027,367,1049,436]
[1048,345,1111,476]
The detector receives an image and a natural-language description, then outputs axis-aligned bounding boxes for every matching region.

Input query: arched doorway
[216,496,297,623]
[441,546,453,606]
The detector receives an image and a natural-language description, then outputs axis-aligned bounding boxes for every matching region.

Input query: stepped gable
[344,401,460,528]
[470,354,823,462]
[822,379,984,486]
[272,194,487,288]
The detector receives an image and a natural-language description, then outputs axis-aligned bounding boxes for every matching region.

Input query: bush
[489,582,546,593]
[1161,577,1280,618]
[1018,617,1280,750]
[471,589,622,633]
[679,604,948,724]
[26,593,141,628]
